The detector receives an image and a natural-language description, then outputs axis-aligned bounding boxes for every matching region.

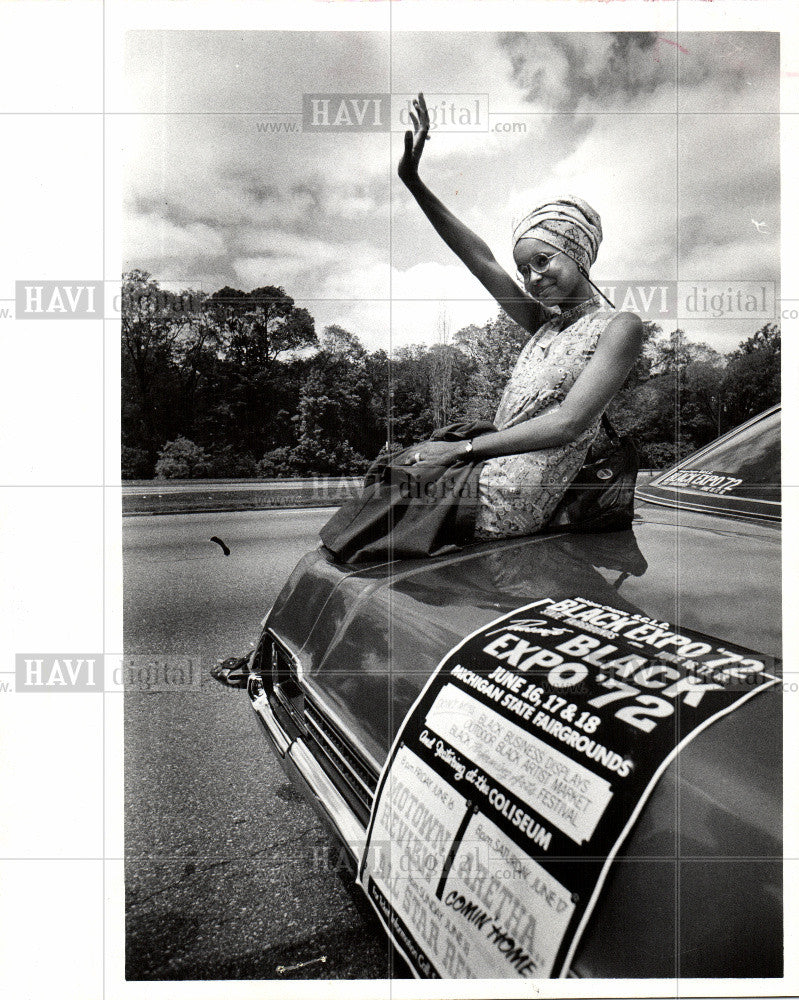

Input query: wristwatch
[461,439,474,458]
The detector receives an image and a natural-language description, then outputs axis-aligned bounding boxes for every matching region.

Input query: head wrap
[512,196,602,274]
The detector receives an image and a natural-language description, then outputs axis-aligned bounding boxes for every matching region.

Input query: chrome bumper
[247,673,366,861]
[248,673,584,977]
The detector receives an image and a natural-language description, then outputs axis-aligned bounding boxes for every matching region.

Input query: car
[243,405,781,979]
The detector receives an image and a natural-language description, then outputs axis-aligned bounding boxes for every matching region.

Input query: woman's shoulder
[610,309,643,329]
[589,309,644,337]
[598,309,644,342]
[591,310,645,364]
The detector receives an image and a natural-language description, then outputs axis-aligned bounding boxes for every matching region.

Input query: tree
[427,306,454,428]
[733,323,781,357]
[291,369,369,474]
[121,445,151,480]
[121,269,211,468]
[605,320,659,432]
[722,323,780,427]
[454,311,530,419]
[615,326,726,458]
[682,360,726,440]
[209,285,316,369]
[125,267,783,479]
[308,326,387,461]
[207,285,317,459]
[389,344,437,445]
[647,327,720,376]
[321,323,367,362]
[154,437,210,479]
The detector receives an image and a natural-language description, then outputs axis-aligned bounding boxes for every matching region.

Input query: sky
[123,30,780,354]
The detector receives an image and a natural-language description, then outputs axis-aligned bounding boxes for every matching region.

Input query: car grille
[304,697,377,817]
[263,632,377,824]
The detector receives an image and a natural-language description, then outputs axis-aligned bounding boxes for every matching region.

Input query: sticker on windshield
[656,468,743,495]
[358,596,779,979]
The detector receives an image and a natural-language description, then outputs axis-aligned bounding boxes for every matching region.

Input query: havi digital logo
[16,281,103,319]
[15,654,104,692]
[303,93,388,132]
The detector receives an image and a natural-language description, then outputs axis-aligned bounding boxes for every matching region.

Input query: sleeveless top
[473,294,613,539]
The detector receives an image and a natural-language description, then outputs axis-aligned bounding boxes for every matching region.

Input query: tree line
[121,269,780,479]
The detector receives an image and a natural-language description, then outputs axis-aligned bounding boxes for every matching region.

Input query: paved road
[123,473,658,517]
[122,479,360,517]
[123,478,359,494]
[124,509,404,980]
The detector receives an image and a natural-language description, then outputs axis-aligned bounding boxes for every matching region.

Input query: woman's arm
[470,311,644,459]
[399,93,548,336]
[407,311,643,465]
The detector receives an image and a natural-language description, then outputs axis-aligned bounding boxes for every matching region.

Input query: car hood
[266,503,782,976]
[270,505,780,766]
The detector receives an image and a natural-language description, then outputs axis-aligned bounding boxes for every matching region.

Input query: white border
[0,1,794,999]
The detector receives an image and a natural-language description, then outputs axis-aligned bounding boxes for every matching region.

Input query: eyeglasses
[515,250,564,283]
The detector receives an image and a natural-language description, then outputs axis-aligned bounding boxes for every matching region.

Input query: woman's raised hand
[398,92,430,186]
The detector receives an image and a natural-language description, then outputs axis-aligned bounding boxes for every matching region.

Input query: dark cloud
[497,31,779,115]
[127,192,231,234]
[499,32,670,112]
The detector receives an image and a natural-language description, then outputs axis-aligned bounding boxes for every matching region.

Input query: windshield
[637,408,780,519]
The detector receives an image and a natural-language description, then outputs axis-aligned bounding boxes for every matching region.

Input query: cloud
[390,260,491,305]
[232,237,389,301]
[677,113,779,281]
[124,30,389,114]
[123,30,780,354]
[499,32,670,113]
[499,110,679,282]
[126,213,227,261]
[676,32,779,112]
[312,262,499,353]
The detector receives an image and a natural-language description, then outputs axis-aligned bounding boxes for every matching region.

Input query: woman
[211,96,645,680]
[399,93,643,539]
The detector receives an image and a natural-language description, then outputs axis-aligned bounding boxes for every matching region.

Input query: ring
[414,452,422,463]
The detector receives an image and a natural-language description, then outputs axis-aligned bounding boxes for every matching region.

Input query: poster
[359,596,780,979]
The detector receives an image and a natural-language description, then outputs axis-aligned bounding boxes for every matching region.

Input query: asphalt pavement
[122,473,658,516]
[123,508,404,980]
[122,478,360,516]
